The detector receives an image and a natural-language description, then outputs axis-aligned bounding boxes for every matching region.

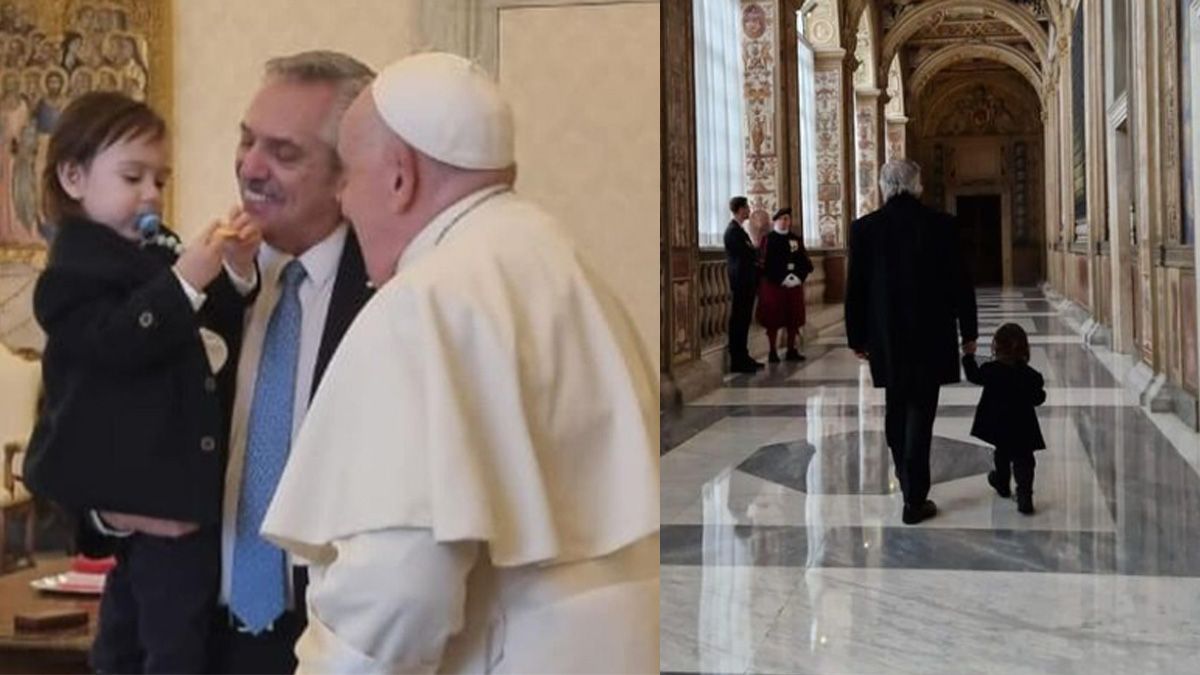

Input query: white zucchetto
[371,52,515,170]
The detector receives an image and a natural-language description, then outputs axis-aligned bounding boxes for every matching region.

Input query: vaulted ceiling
[849,0,1065,109]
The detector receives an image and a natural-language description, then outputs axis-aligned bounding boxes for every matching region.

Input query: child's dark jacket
[24,216,251,524]
[962,354,1047,452]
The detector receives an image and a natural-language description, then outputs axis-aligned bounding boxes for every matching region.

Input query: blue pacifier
[136,211,162,239]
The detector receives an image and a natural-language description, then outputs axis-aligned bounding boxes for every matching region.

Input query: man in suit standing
[210,50,375,674]
[724,195,764,373]
[87,51,375,672]
[844,159,978,525]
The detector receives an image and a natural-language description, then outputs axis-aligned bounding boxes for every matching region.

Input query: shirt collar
[259,223,348,291]
[395,184,511,274]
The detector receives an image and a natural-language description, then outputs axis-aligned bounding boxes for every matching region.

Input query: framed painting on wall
[0,0,171,359]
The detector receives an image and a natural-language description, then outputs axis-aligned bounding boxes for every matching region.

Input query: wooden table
[0,556,95,674]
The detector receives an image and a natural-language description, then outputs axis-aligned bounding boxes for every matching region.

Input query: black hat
[772,207,792,221]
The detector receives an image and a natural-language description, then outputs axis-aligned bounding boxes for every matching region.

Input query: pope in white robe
[260,52,660,674]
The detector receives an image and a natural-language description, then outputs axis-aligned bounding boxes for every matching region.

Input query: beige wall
[171,0,421,236]
[497,3,660,359]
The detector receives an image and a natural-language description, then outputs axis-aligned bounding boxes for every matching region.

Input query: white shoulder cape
[261,195,659,567]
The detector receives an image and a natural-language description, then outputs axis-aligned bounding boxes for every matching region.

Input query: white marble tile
[786,348,865,381]
[746,569,1200,674]
[977,317,1040,334]
[1146,409,1200,481]
[660,565,800,674]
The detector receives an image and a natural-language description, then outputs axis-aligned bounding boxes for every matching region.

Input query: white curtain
[418,0,493,75]
[797,37,821,246]
[693,0,747,248]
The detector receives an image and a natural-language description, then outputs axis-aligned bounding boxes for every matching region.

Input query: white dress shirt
[219,225,349,609]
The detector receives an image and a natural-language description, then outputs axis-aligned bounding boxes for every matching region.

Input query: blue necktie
[231,259,306,633]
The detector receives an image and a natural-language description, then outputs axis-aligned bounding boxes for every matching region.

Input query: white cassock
[261,185,660,674]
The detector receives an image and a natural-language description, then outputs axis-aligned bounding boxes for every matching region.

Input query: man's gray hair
[878,159,924,201]
[263,50,375,151]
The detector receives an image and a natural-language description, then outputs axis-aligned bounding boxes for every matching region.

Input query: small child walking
[962,322,1047,514]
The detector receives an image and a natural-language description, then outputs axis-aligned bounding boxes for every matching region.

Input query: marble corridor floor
[660,288,1200,675]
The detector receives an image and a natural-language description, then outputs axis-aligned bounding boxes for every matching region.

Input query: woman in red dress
[756,208,814,362]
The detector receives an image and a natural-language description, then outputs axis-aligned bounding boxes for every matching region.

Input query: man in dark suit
[86,52,376,673]
[724,195,764,373]
[844,159,978,525]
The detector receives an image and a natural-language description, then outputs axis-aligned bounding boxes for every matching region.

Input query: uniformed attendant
[756,207,813,362]
[23,91,260,674]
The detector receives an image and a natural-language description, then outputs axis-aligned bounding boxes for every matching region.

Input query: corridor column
[1130,0,1165,379]
[1084,0,1109,333]
[1043,67,1063,293]
[854,86,882,216]
[885,110,907,162]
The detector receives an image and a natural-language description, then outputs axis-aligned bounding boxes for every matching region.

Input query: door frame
[1106,99,1137,354]
[948,185,1012,287]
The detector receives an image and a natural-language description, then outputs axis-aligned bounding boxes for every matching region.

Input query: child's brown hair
[992,323,1031,365]
[42,91,166,224]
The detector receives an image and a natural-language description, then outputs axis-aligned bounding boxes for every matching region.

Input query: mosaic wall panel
[855,95,879,215]
[886,121,905,161]
[814,64,843,246]
[741,0,778,214]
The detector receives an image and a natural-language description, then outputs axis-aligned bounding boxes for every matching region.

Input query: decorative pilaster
[1131,0,1164,366]
[1084,0,1108,316]
[1043,69,1063,291]
[855,87,882,215]
[886,116,908,161]
[841,53,860,229]
[741,1,781,214]
[814,49,847,246]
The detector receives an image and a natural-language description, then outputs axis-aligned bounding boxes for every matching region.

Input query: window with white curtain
[797,33,821,246]
[693,0,747,248]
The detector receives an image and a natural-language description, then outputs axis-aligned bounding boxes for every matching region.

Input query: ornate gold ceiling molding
[909,40,1044,107]
[880,0,1050,86]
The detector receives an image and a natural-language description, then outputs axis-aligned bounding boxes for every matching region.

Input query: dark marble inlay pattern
[736,433,993,494]
[660,406,736,455]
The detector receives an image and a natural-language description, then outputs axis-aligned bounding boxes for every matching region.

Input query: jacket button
[138,311,154,328]
[200,436,216,452]
[204,376,217,393]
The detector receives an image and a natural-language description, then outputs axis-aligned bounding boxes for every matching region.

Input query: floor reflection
[661,288,1200,674]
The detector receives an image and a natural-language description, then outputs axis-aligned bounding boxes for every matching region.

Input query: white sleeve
[296,529,479,674]
[172,269,207,311]
[222,261,258,296]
